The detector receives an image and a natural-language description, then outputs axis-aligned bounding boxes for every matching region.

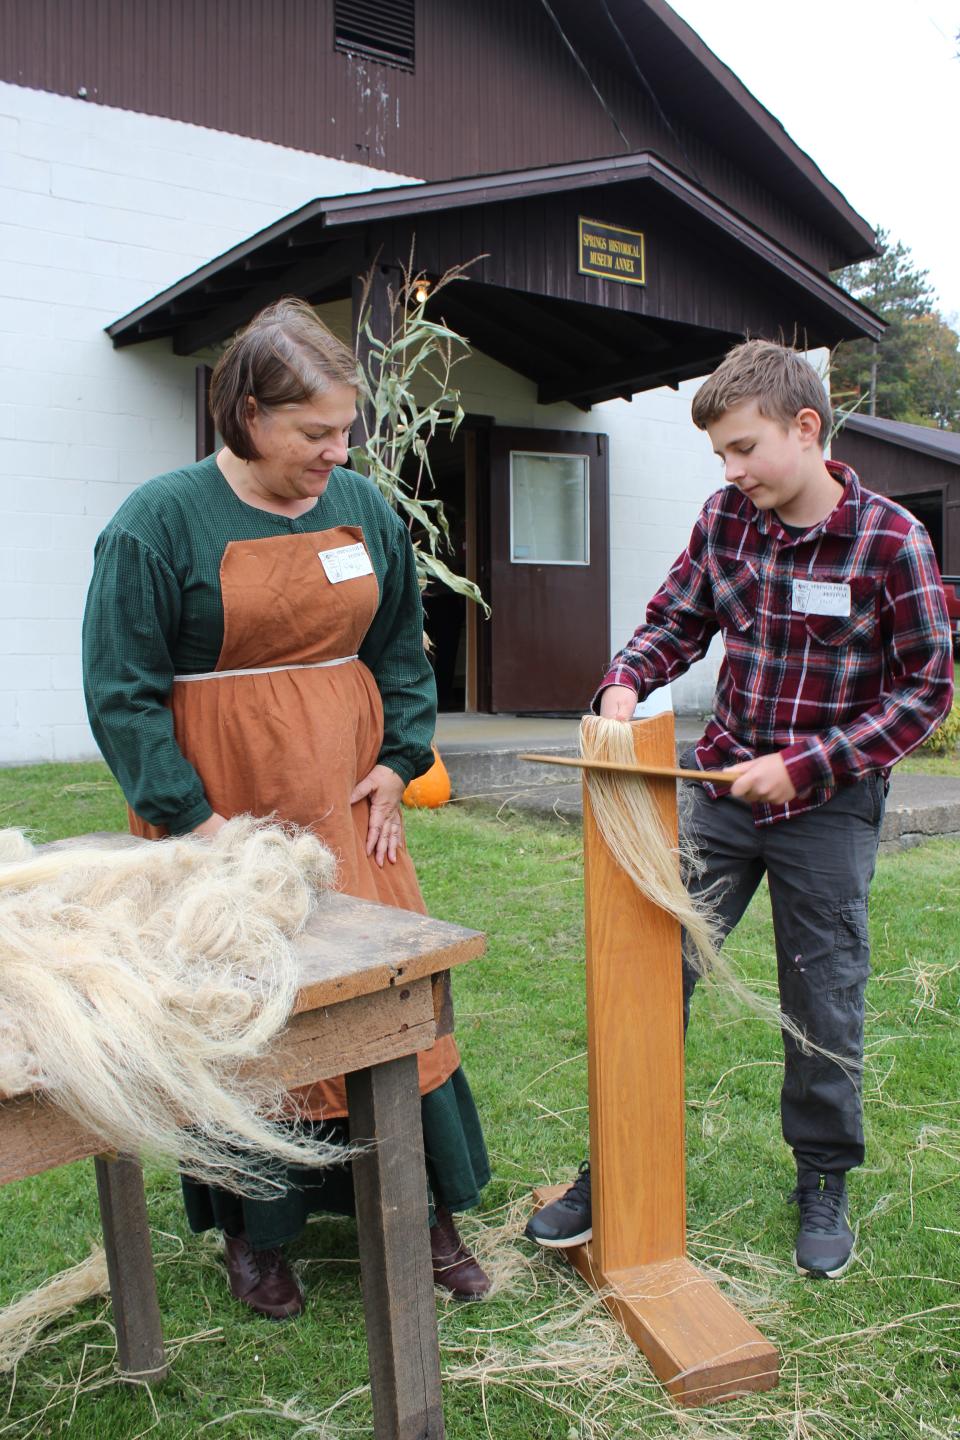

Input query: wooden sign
[578,217,646,285]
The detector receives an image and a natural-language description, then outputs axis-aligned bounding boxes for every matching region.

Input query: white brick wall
[2,81,811,761]
[0,82,416,763]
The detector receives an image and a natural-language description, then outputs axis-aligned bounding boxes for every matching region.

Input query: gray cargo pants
[680,772,887,1176]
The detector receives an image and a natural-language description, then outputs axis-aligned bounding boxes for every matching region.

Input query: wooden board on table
[245,976,436,1086]
[0,1093,105,1185]
[0,982,437,1185]
[35,833,486,1013]
[293,892,484,1012]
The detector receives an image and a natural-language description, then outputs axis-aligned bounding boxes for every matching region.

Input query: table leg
[93,1154,168,1382]
[347,1055,445,1440]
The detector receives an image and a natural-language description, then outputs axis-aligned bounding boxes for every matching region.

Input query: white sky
[668,1,960,321]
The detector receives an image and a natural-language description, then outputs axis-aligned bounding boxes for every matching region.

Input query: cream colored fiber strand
[0,818,347,1189]
[0,1248,109,1373]
[580,715,721,977]
[579,716,835,1057]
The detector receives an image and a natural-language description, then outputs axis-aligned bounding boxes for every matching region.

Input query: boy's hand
[598,684,639,720]
[724,753,797,804]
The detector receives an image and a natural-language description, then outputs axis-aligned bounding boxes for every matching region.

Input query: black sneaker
[524,1161,592,1248]
[789,1170,854,1278]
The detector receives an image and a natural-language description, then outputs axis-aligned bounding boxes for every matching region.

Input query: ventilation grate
[334,0,415,70]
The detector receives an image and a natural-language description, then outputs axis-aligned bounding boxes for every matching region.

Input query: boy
[525,340,953,1277]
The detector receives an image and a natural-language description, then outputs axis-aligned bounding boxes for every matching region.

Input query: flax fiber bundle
[0,818,345,1189]
[0,1248,109,1373]
[580,715,721,976]
[579,716,824,1051]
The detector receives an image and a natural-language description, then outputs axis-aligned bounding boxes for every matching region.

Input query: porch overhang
[107,151,883,407]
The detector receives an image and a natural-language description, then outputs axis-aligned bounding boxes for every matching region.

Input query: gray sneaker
[524,1161,592,1248]
[790,1171,854,1278]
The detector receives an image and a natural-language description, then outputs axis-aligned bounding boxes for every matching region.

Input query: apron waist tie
[173,656,359,682]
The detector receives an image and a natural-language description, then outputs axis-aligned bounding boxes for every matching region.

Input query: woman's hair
[691,338,832,449]
[210,297,362,460]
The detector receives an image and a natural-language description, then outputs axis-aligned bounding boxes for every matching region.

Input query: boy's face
[706,399,822,516]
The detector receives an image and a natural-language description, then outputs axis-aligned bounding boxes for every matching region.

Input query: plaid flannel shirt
[596,462,954,824]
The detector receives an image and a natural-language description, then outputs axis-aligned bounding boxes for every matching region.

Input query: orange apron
[129,525,460,1118]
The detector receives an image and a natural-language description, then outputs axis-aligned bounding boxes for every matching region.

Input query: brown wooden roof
[550,0,876,266]
[107,152,882,407]
[838,415,960,466]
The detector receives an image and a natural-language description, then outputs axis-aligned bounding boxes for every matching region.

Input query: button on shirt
[596,462,954,824]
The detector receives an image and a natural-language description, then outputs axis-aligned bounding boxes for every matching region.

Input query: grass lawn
[897,664,960,775]
[897,752,960,776]
[1,764,959,1438]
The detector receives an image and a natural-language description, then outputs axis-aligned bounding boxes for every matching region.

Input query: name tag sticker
[792,579,851,617]
[319,543,374,584]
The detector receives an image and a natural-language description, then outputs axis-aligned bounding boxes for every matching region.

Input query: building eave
[840,414,960,466]
[107,151,884,353]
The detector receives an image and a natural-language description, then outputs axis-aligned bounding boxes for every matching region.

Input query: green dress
[82,455,489,1246]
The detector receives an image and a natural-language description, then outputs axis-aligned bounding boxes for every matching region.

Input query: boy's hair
[691,339,832,448]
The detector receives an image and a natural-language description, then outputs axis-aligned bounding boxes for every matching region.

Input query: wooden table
[0,843,485,1440]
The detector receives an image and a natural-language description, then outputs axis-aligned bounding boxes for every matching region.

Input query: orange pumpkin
[402,745,452,808]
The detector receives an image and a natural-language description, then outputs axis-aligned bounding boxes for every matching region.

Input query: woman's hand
[191,812,228,838]
[350,764,407,866]
[598,684,639,721]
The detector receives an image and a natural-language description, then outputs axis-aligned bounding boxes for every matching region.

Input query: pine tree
[832,230,936,420]
[902,313,960,431]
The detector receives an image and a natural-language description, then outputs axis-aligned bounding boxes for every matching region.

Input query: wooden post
[533,713,778,1406]
[194,363,214,460]
[347,1055,445,1440]
[352,262,399,446]
[584,711,687,1273]
[93,1154,168,1383]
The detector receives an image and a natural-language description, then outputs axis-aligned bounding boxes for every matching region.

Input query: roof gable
[552,0,874,265]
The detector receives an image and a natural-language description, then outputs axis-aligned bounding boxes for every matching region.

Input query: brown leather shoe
[222,1232,304,1320]
[430,1206,491,1301]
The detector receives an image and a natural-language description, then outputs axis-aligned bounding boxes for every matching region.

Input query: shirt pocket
[801,576,879,648]
[709,558,759,635]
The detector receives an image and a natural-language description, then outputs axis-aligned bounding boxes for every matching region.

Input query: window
[334,0,415,71]
[510,452,590,565]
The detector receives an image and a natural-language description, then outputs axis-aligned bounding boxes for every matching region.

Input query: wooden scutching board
[530,715,778,1406]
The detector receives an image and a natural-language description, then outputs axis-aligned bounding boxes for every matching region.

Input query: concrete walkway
[433,714,960,852]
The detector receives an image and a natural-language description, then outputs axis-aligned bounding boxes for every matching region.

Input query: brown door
[487,426,609,712]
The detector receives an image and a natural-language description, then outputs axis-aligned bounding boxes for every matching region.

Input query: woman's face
[245,385,358,500]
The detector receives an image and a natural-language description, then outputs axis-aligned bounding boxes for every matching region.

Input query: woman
[82,299,490,1318]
